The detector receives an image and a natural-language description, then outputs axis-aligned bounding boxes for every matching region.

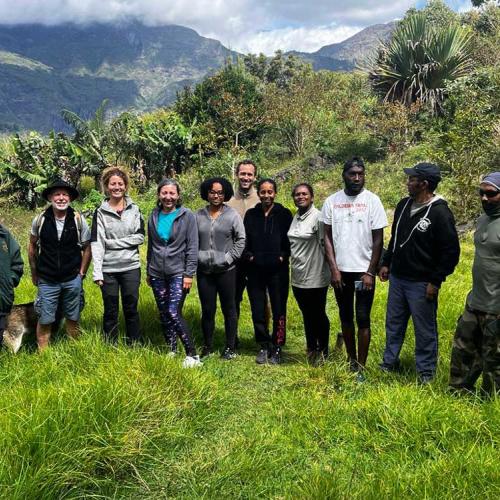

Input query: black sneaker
[418,373,434,385]
[221,347,237,361]
[201,346,213,359]
[269,347,282,365]
[256,348,268,364]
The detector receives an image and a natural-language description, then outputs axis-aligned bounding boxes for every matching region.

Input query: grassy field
[0,194,498,499]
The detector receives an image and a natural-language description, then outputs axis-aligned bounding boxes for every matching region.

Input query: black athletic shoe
[256,348,268,364]
[418,373,434,385]
[268,347,282,365]
[201,346,213,359]
[221,347,237,360]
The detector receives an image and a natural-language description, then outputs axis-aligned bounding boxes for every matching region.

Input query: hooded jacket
[0,224,23,314]
[243,202,293,269]
[91,196,145,281]
[382,196,460,287]
[196,204,245,274]
[147,206,198,279]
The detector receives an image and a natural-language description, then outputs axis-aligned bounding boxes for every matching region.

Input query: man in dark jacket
[449,172,500,396]
[28,180,91,350]
[0,223,24,345]
[379,163,460,383]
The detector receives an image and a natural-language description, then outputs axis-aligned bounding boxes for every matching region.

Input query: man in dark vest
[28,180,91,350]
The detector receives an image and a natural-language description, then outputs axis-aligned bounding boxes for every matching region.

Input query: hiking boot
[268,347,282,365]
[221,347,237,361]
[182,355,203,368]
[256,347,269,364]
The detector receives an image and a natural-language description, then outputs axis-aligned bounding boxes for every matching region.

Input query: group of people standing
[0,159,498,395]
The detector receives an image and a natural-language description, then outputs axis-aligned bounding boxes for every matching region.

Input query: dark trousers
[449,306,499,395]
[0,313,6,345]
[247,266,289,347]
[382,275,438,376]
[292,286,330,355]
[197,269,237,350]
[101,268,141,344]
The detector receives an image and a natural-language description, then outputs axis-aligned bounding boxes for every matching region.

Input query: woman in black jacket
[243,178,293,364]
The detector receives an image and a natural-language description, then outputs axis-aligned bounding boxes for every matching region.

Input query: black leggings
[101,268,141,343]
[247,265,289,347]
[333,271,375,329]
[197,269,237,350]
[292,286,330,355]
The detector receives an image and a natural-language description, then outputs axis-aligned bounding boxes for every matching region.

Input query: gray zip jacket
[91,197,145,281]
[196,204,245,274]
[147,206,198,278]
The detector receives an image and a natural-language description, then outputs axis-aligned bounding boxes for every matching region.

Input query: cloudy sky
[0,0,473,54]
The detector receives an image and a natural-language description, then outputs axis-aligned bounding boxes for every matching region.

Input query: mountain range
[0,21,395,133]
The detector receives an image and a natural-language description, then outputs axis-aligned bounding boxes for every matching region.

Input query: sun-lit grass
[0,198,498,498]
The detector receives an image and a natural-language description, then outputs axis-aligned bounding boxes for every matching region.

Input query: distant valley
[0,21,395,133]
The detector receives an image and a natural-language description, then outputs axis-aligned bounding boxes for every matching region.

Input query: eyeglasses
[208,190,224,197]
[478,189,500,199]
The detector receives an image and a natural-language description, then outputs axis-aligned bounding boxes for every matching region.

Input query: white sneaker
[182,355,203,368]
[166,351,177,358]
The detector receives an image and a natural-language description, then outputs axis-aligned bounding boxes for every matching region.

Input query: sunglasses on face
[478,189,500,199]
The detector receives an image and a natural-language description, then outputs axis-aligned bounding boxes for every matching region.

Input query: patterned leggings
[150,275,196,356]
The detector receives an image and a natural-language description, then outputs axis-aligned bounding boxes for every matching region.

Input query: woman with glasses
[196,177,245,359]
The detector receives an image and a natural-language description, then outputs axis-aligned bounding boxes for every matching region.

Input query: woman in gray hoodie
[91,166,144,344]
[196,177,245,360]
[147,179,201,368]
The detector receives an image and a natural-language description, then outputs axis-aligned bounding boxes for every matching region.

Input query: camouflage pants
[449,306,500,395]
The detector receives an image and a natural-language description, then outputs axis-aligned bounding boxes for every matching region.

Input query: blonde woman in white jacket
[91,166,145,344]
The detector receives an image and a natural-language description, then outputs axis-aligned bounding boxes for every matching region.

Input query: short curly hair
[257,178,277,193]
[199,177,234,202]
[101,165,130,193]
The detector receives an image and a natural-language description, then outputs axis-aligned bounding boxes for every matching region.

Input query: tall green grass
[0,198,498,498]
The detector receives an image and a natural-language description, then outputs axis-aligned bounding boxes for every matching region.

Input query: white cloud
[0,1,471,53]
[226,25,363,55]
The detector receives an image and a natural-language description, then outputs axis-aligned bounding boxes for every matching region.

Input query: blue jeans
[35,275,84,325]
[382,275,438,376]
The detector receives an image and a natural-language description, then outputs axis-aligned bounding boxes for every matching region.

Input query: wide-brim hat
[403,162,441,182]
[42,179,79,202]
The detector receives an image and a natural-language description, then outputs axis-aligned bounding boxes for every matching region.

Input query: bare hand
[331,269,343,290]
[31,273,39,286]
[379,266,389,282]
[95,280,104,287]
[425,283,439,301]
[183,277,193,291]
[361,273,374,291]
[146,275,151,287]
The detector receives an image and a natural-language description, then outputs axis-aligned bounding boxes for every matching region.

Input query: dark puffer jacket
[0,224,24,314]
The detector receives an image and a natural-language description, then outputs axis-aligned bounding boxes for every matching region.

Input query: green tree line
[0,1,498,221]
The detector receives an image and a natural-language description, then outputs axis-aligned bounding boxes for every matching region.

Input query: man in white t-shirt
[322,157,387,380]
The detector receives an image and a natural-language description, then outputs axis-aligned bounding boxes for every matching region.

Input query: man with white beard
[28,180,91,350]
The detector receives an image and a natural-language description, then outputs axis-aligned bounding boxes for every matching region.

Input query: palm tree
[368,12,473,113]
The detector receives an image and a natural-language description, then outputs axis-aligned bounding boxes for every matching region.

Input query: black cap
[403,162,441,181]
[42,179,79,201]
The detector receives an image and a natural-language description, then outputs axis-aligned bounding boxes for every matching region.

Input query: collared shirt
[227,186,260,220]
[288,205,331,288]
